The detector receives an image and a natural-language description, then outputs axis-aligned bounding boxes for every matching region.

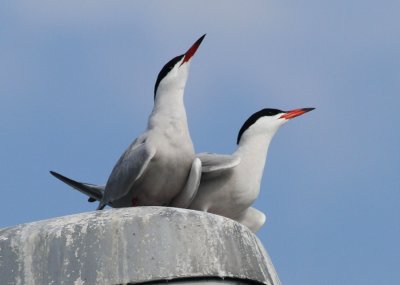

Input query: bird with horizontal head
[188,107,314,233]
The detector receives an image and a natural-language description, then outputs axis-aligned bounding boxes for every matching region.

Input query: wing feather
[103,142,156,203]
[196,152,240,173]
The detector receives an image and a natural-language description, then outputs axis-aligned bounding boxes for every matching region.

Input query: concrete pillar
[0,207,281,285]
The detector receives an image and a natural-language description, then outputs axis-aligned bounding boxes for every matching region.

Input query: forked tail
[50,171,104,202]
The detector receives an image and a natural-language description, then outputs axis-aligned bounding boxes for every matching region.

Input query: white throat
[236,133,273,170]
[151,87,186,119]
[148,81,191,144]
[234,122,281,182]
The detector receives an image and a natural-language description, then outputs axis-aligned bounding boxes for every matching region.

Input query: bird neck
[148,88,189,133]
[235,133,274,177]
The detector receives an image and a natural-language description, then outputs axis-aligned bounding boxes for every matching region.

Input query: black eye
[263,109,282,116]
[237,108,281,144]
[154,54,184,99]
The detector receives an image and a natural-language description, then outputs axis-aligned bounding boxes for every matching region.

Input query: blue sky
[1,1,399,284]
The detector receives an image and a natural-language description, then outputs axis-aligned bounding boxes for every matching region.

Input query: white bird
[188,107,314,233]
[51,35,206,210]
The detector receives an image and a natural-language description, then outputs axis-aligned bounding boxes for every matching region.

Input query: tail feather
[50,171,104,202]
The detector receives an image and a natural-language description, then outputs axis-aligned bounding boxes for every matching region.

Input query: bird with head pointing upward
[51,35,206,210]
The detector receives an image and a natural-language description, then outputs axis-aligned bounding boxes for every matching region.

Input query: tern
[188,107,314,233]
[51,35,206,210]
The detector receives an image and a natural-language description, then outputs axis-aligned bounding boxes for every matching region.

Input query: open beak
[180,34,206,66]
[280,108,315,120]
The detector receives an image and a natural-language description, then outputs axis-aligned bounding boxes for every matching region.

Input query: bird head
[237,108,315,145]
[154,34,206,100]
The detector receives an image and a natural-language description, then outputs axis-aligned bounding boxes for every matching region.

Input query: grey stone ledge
[0,207,281,285]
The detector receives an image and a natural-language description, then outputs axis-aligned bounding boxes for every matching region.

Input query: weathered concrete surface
[0,207,281,285]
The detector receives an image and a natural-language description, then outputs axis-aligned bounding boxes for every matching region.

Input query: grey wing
[196,152,240,176]
[169,158,202,208]
[103,142,156,203]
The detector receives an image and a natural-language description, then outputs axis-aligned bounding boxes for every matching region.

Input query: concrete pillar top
[0,207,280,285]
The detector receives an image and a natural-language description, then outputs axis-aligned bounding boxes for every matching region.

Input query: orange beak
[180,34,206,66]
[279,108,315,119]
